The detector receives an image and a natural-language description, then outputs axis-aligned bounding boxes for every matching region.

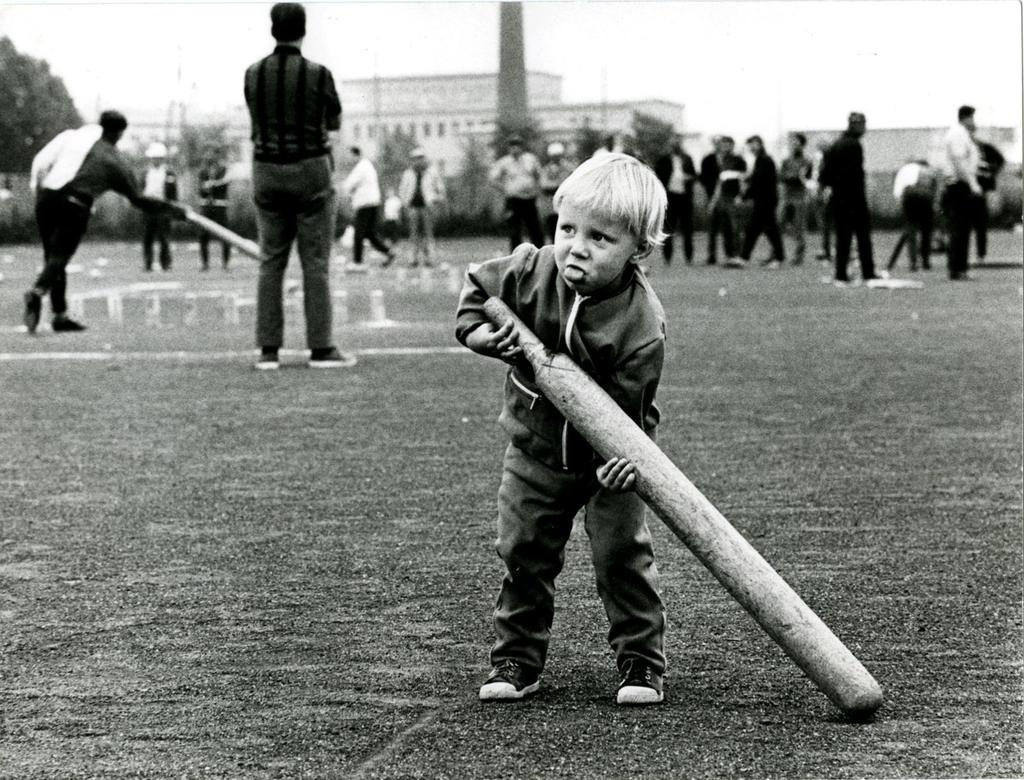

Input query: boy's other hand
[597,457,637,493]
[465,320,522,364]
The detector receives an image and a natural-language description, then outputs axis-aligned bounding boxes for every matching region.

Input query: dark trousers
[707,196,738,261]
[33,190,91,315]
[199,206,231,269]
[662,192,693,263]
[816,194,833,258]
[505,197,544,252]
[888,194,933,271]
[352,205,392,266]
[833,199,875,281]
[492,444,666,675]
[970,193,989,260]
[252,155,336,350]
[942,182,974,279]
[143,213,172,270]
[740,203,785,262]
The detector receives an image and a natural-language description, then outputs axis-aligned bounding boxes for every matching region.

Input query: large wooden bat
[483,296,883,720]
[183,208,263,260]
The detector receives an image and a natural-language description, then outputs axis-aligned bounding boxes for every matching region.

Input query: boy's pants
[143,212,173,271]
[33,190,91,315]
[491,444,666,675]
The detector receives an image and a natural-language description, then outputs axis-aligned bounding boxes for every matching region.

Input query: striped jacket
[456,243,666,472]
[244,45,342,164]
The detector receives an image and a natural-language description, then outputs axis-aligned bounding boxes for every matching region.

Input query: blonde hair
[553,152,668,250]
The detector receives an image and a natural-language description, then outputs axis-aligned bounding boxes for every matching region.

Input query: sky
[2,0,1022,152]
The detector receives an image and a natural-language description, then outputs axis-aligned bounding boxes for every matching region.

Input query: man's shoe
[52,316,86,332]
[309,347,357,368]
[479,659,541,701]
[762,259,782,270]
[255,348,280,371]
[616,659,664,706]
[23,291,42,334]
[381,250,397,269]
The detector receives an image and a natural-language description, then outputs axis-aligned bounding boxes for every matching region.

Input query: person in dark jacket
[699,136,746,264]
[972,139,1005,263]
[738,135,785,267]
[819,112,877,284]
[24,111,183,333]
[197,149,232,270]
[655,133,696,264]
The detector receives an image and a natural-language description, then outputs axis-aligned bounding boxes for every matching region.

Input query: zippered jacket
[456,243,666,472]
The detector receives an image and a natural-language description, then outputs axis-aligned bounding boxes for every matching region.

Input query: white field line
[0,346,468,362]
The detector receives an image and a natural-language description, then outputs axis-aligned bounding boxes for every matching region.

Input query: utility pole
[497,2,528,129]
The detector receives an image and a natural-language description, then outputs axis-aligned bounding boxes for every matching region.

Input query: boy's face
[554,199,642,295]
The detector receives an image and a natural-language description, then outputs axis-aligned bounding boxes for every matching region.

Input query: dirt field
[1,232,1021,779]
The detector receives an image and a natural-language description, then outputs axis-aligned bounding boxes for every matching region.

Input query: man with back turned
[244,2,350,369]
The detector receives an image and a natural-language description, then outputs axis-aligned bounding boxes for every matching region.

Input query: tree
[178,124,232,171]
[629,111,676,167]
[375,127,417,192]
[573,121,606,161]
[443,135,501,235]
[491,117,544,157]
[0,37,81,172]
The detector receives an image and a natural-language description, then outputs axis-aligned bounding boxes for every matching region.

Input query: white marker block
[145,294,162,327]
[106,293,123,325]
[183,293,198,325]
[222,293,241,325]
[369,289,387,325]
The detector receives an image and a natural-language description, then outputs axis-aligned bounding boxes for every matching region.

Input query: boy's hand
[597,457,637,493]
[465,320,522,364]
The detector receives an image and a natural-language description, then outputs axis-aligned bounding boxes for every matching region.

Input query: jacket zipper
[509,371,539,409]
[561,292,588,470]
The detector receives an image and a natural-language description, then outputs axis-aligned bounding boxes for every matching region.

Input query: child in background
[456,153,670,706]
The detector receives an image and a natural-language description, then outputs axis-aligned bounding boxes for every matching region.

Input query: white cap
[547,142,565,157]
[145,142,168,159]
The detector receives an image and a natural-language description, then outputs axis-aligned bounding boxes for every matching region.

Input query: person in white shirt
[941,105,982,280]
[141,142,178,272]
[489,135,544,252]
[342,146,395,270]
[887,159,938,272]
[398,148,446,267]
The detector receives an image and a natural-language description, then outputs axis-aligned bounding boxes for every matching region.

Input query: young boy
[455,153,669,706]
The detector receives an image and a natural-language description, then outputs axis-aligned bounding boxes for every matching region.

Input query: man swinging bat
[23,110,185,334]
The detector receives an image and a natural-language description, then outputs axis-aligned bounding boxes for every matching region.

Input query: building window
[423,122,431,138]
[368,124,376,139]
[353,124,361,140]
[438,122,445,138]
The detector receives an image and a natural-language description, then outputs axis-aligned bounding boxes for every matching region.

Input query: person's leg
[945,185,971,278]
[28,195,89,326]
[722,200,737,258]
[765,211,785,261]
[364,206,393,257]
[833,205,852,281]
[975,195,988,261]
[920,203,933,270]
[352,207,370,266]
[408,207,424,265]
[662,194,680,263]
[792,196,807,263]
[706,200,721,263]
[199,230,211,270]
[854,204,876,279]
[157,215,172,270]
[585,486,666,677]
[296,188,337,350]
[143,215,156,271]
[255,206,295,349]
[506,198,523,253]
[739,208,762,261]
[222,241,231,269]
[491,445,581,674]
[681,194,694,262]
[524,201,545,248]
[422,205,436,266]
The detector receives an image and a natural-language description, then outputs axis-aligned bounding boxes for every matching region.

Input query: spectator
[398,147,446,267]
[811,139,833,262]
[244,1,350,369]
[973,139,1005,264]
[655,132,697,265]
[699,135,746,265]
[490,135,544,251]
[738,135,785,268]
[141,142,178,272]
[23,110,182,334]
[940,105,983,281]
[197,147,232,271]
[887,159,938,272]
[343,146,395,271]
[539,142,576,244]
[779,133,813,264]
[819,112,877,284]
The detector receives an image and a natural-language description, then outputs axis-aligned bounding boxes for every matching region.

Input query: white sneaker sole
[309,357,357,369]
[254,361,280,371]
[478,680,540,701]
[616,685,664,705]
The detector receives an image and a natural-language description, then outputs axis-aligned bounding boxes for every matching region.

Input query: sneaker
[616,659,664,706]
[255,348,279,371]
[52,316,87,332]
[479,659,541,702]
[23,291,42,334]
[381,250,397,269]
[309,347,357,368]
[762,260,782,270]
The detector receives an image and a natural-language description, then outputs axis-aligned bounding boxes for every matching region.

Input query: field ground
[1,231,1022,779]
